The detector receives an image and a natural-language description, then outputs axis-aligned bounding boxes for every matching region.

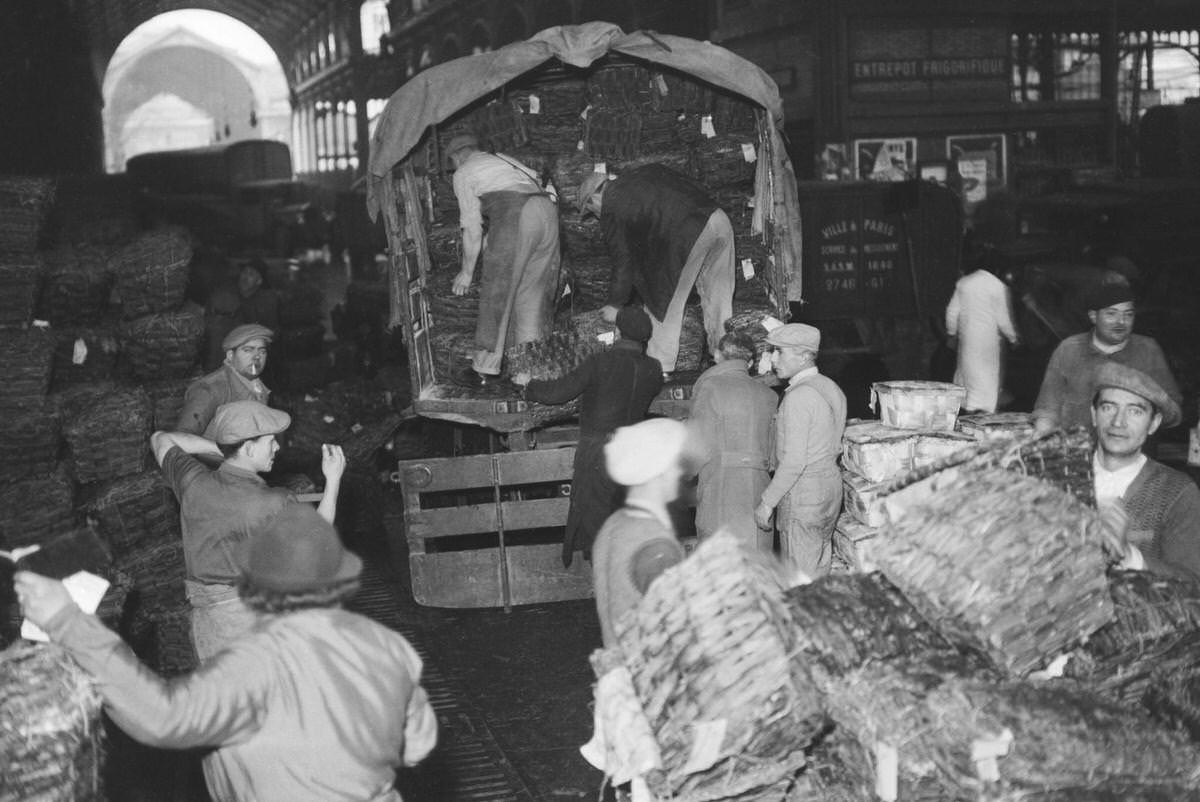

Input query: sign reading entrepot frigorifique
[851,58,1006,81]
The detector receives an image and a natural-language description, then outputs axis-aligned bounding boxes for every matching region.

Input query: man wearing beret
[1033,281,1180,434]
[445,132,560,387]
[15,503,436,802]
[1092,362,1200,583]
[578,163,734,374]
[592,418,690,648]
[151,400,346,659]
[516,307,664,567]
[177,323,275,435]
[754,323,846,576]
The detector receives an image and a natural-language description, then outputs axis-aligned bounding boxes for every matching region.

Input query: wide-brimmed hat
[1094,361,1181,428]
[765,322,821,352]
[222,323,274,351]
[206,400,291,444]
[605,418,689,486]
[237,503,362,593]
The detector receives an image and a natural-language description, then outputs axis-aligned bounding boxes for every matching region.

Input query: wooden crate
[393,446,592,609]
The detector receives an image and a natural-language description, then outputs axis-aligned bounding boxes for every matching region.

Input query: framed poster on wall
[947,134,1007,209]
[854,138,917,182]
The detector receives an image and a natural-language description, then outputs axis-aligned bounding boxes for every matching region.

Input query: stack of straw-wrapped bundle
[872,468,1112,676]
[0,254,43,329]
[611,532,823,800]
[110,226,193,319]
[0,175,56,253]
[50,323,121,389]
[0,467,76,550]
[39,245,113,327]
[0,642,105,802]
[79,470,181,559]
[118,309,204,380]
[142,375,193,431]
[0,407,60,484]
[61,386,153,484]
[0,326,56,409]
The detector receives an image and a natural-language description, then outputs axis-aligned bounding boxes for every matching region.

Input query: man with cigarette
[177,324,275,436]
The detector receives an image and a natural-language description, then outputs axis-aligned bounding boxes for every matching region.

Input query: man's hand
[14,571,74,629]
[511,371,532,387]
[754,501,774,531]
[321,444,347,482]
[600,305,619,324]
[451,270,473,296]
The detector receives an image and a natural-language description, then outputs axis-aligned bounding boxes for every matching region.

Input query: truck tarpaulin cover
[365,21,787,220]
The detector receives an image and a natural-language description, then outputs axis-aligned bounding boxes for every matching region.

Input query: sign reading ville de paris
[851,57,1006,81]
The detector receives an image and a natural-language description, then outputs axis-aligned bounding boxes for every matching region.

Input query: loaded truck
[365,22,962,608]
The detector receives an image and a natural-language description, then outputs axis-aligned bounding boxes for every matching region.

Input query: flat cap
[222,323,274,351]
[577,172,609,213]
[206,400,292,444]
[605,418,689,486]
[765,322,821,351]
[237,503,362,593]
[444,132,479,168]
[1094,361,1181,428]
[1086,278,1134,311]
[616,306,653,343]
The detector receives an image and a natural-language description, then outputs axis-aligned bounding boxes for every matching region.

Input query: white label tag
[653,73,669,94]
[740,258,755,280]
[528,94,541,114]
[72,337,88,365]
[971,728,1013,783]
[22,571,110,642]
[874,742,899,801]
[700,114,716,138]
[576,140,585,151]
[741,142,757,162]
[756,351,773,376]
[1188,426,1200,467]
[580,104,591,120]
[593,162,607,175]
[597,331,616,345]
[32,319,50,328]
[323,414,336,424]
[561,283,572,298]
[350,423,364,434]
[761,315,785,332]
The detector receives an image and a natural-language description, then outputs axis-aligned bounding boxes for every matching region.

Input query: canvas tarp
[366,21,787,219]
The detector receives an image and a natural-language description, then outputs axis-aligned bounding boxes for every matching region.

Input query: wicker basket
[0,642,105,802]
[110,227,192,319]
[613,531,822,801]
[870,380,966,431]
[0,326,55,409]
[79,469,181,558]
[62,387,152,484]
[874,468,1112,677]
[957,412,1035,441]
[0,466,75,550]
[119,309,204,380]
[842,421,919,483]
[0,256,43,329]
[0,406,60,485]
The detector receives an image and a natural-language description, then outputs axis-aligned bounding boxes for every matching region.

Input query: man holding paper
[578,163,735,374]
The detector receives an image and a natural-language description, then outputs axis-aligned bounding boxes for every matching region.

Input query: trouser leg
[693,210,735,359]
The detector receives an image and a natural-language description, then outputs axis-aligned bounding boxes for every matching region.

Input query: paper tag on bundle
[740,259,755,280]
[580,104,591,120]
[576,140,585,151]
[72,337,88,365]
[597,331,616,345]
[323,414,336,424]
[700,114,716,138]
[680,719,726,774]
[33,319,50,328]
[874,742,899,801]
[350,423,364,434]
[1188,426,1200,467]
[528,94,541,114]
[561,283,572,298]
[760,315,784,332]
[653,73,669,95]
[970,728,1013,783]
[22,571,110,642]
[593,162,607,175]
[741,142,757,162]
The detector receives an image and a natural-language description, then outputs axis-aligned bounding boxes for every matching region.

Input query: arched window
[360,0,390,55]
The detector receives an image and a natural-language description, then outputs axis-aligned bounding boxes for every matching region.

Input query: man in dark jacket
[177,324,274,436]
[578,164,734,374]
[515,307,664,566]
[1092,361,1200,583]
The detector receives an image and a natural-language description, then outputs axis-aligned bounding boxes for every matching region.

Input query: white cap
[605,418,689,486]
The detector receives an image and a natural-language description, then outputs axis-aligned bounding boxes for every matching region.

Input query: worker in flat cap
[444,131,561,388]
[516,306,664,567]
[754,323,846,576]
[177,323,276,435]
[151,400,346,659]
[15,503,436,802]
[592,418,692,648]
[1033,278,1180,435]
[578,162,734,374]
[1091,362,1200,582]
